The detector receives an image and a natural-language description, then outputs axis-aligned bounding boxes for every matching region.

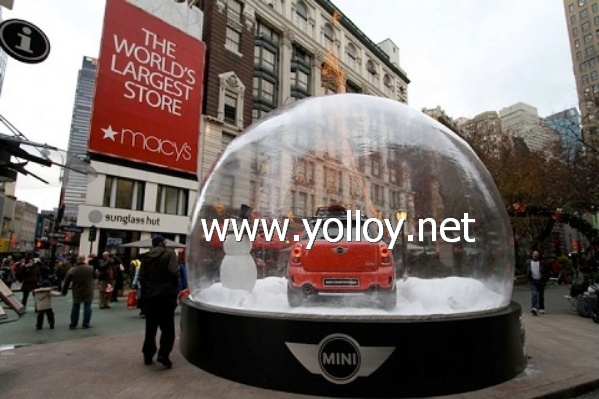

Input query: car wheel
[378,287,397,310]
[287,286,303,307]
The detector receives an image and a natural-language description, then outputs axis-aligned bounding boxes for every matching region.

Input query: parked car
[286,205,397,309]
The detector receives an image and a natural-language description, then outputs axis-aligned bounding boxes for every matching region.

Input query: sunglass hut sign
[89,0,206,174]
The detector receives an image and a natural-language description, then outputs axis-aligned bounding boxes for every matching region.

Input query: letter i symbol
[16,26,34,54]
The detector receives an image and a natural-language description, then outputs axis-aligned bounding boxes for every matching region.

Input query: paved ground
[1,283,599,398]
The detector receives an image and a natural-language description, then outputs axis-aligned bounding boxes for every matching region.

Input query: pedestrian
[0,258,16,287]
[525,250,551,315]
[33,280,61,330]
[131,258,144,317]
[97,252,117,309]
[61,255,95,329]
[110,255,125,302]
[139,235,179,368]
[54,259,70,291]
[18,257,40,307]
[177,252,188,295]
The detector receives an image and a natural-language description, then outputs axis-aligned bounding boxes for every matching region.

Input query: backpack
[571,281,589,298]
[576,292,597,317]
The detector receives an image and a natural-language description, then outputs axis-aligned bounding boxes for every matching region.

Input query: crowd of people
[1,240,188,368]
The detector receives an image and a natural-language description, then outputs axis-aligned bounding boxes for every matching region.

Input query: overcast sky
[0,0,578,211]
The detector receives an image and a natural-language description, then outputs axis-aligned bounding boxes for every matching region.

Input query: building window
[586,44,595,55]
[574,27,579,36]
[290,45,311,100]
[254,20,279,117]
[570,3,576,12]
[346,43,357,69]
[578,50,583,60]
[576,39,581,48]
[593,2,598,11]
[254,46,276,73]
[583,21,591,31]
[346,80,361,93]
[580,0,587,6]
[572,14,577,23]
[226,26,241,53]
[595,15,599,24]
[371,157,381,177]
[156,185,189,216]
[581,61,588,72]
[218,72,245,128]
[366,60,377,84]
[323,23,334,50]
[295,1,308,33]
[383,74,393,96]
[371,183,384,206]
[581,8,589,18]
[592,70,598,80]
[103,176,144,210]
[585,32,593,42]
[583,74,590,84]
[590,58,596,67]
[224,93,237,124]
[225,0,243,55]
[220,175,235,207]
[227,0,242,23]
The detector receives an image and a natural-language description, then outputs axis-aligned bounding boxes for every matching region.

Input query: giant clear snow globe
[186,94,515,316]
[181,94,525,398]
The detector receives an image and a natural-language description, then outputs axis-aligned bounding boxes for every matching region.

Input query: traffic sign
[0,19,50,64]
[49,232,66,239]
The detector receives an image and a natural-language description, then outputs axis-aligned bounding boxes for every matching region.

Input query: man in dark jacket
[139,235,179,368]
[62,255,95,329]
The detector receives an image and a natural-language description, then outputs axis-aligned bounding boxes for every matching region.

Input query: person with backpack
[97,252,118,309]
[525,250,551,316]
[139,236,179,368]
[18,258,41,307]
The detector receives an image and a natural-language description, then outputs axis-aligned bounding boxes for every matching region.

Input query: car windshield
[302,220,377,241]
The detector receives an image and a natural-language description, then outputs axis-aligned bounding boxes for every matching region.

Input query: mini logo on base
[286,333,395,384]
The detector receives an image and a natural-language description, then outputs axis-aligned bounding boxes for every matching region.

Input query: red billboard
[88,0,205,174]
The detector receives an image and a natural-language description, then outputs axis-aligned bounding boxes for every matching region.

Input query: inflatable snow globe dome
[186,94,515,317]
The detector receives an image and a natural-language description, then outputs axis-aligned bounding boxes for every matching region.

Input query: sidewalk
[1,287,599,398]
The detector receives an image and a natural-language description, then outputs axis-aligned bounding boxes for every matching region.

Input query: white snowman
[220,220,257,293]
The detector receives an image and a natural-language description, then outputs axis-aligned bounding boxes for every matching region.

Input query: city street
[0,289,151,347]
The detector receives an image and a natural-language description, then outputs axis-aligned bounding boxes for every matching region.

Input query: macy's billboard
[88,0,205,174]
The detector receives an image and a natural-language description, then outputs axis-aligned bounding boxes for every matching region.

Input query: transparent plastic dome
[187,94,515,316]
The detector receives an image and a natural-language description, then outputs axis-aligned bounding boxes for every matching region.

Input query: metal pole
[402,231,408,280]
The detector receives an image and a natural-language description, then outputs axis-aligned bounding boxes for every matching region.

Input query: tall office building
[61,56,97,221]
[563,0,599,147]
[498,102,560,155]
[546,107,583,159]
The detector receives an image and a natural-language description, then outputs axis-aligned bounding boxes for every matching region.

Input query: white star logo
[101,125,119,141]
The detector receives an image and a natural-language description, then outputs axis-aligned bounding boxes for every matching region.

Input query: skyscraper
[563,0,599,147]
[546,107,583,159]
[61,56,97,221]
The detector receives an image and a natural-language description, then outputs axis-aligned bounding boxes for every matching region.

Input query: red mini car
[287,206,397,309]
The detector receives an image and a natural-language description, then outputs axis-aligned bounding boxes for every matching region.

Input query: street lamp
[396,209,408,279]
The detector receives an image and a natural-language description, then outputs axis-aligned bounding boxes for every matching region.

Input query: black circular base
[180,299,527,398]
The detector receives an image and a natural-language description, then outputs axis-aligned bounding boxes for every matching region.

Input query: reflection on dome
[187,94,514,316]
